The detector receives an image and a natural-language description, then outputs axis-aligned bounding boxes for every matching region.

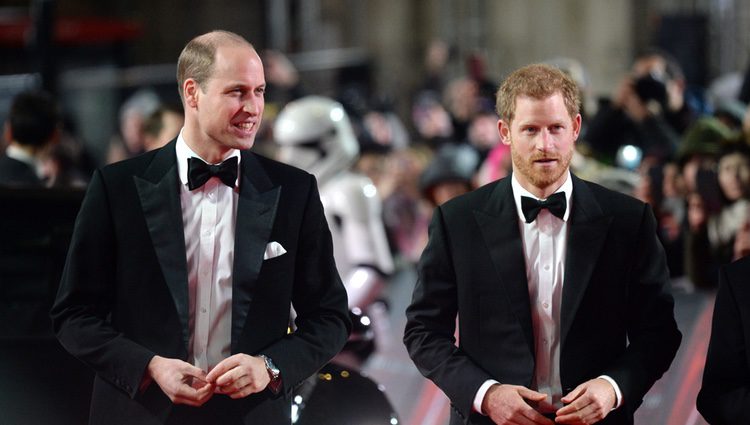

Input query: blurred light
[294,395,303,404]
[616,144,642,170]
[291,404,299,423]
[360,315,371,326]
[340,370,350,378]
[363,183,377,198]
[391,418,399,425]
[351,306,362,315]
[621,145,639,162]
[330,106,344,122]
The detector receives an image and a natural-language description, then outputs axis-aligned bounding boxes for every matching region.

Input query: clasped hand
[482,378,616,424]
[146,354,270,406]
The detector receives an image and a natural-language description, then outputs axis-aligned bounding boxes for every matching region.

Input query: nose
[243,98,260,115]
[537,129,552,151]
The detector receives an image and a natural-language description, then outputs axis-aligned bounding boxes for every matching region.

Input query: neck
[182,125,232,164]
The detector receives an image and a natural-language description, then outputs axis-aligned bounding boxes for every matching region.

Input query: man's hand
[482,384,554,425]
[555,378,616,424]
[206,354,270,399]
[147,355,214,406]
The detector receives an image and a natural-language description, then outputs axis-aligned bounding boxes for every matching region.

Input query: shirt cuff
[597,375,623,409]
[473,379,500,414]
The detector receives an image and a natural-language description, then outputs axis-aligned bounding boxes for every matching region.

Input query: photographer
[583,48,697,165]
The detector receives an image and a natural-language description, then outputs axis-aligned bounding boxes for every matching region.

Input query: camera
[634,72,668,105]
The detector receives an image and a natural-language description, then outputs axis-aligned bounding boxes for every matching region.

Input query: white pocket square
[263,241,287,260]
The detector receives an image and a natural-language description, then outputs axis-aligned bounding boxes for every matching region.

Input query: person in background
[419,143,479,207]
[585,48,697,164]
[404,63,681,424]
[686,142,750,287]
[51,30,350,425]
[0,90,60,186]
[142,105,184,152]
[106,88,161,164]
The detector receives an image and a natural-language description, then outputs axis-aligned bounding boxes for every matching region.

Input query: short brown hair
[495,63,580,123]
[176,30,254,103]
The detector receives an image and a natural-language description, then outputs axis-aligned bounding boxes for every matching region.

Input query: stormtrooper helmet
[274,96,359,183]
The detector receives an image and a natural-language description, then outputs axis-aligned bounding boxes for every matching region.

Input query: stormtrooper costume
[274,96,394,310]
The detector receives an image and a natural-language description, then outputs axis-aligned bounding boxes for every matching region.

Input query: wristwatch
[259,354,282,394]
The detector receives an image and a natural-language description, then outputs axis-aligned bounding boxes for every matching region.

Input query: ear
[572,114,582,141]
[498,119,511,146]
[184,78,200,109]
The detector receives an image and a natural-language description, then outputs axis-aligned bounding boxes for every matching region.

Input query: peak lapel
[474,178,535,355]
[231,153,280,351]
[134,141,191,350]
[560,176,612,344]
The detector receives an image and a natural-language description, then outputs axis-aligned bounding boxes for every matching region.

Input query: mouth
[234,121,255,130]
[232,121,257,135]
[534,157,558,165]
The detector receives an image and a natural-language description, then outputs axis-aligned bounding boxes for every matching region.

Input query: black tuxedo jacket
[697,256,750,424]
[404,174,681,425]
[51,140,350,424]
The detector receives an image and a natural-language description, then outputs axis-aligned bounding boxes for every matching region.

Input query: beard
[511,146,573,190]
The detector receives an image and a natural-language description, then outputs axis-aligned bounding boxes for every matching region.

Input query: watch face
[263,355,280,379]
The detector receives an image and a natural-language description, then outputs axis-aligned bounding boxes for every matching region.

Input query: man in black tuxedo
[0,90,60,186]
[51,30,350,425]
[403,64,681,425]
[697,256,750,424]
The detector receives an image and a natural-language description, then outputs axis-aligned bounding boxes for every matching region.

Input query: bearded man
[403,64,681,425]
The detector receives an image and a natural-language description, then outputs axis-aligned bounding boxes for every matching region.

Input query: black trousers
[166,395,246,425]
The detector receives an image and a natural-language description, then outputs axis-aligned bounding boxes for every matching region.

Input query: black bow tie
[521,192,567,223]
[187,156,238,190]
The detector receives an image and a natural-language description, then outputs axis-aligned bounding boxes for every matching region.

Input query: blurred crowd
[3,41,750,290]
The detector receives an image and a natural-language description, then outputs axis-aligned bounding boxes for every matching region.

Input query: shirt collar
[511,170,573,222]
[175,128,241,188]
[6,144,42,178]
[6,144,37,168]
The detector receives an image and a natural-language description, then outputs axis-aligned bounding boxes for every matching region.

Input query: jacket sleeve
[697,264,750,424]
[403,206,491,421]
[50,169,155,399]
[603,203,682,414]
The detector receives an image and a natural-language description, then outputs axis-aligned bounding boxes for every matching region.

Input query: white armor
[275,96,394,308]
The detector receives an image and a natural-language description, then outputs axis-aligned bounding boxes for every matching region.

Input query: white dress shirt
[512,172,572,413]
[175,131,240,372]
[473,171,622,414]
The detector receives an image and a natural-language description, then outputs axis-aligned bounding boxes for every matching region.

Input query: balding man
[51,30,350,425]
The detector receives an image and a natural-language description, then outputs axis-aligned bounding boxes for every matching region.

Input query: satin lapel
[560,176,613,345]
[474,177,534,354]
[134,140,191,349]
[231,152,280,351]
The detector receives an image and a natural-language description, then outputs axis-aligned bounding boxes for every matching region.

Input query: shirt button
[543,302,549,309]
[201,307,207,314]
[543,264,550,271]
